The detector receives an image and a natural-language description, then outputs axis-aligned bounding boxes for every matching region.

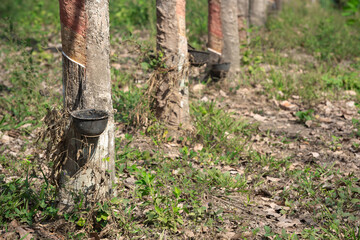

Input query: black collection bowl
[210,62,231,79]
[188,49,210,66]
[71,109,109,137]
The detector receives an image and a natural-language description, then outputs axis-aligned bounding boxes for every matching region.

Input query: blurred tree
[275,0,282,10]
[221,0,241,73]
[208,0,223,63]
[238,0,250,43]
[250,0,268,26]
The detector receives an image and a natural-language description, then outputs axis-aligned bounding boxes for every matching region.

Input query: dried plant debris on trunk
[131,57,192,137]
[37,108,68,186]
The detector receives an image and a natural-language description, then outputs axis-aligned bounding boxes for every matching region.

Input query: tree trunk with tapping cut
[221,0,241,74]
[155,0,191,133]
[58,0,115,211]
[208,0,223,64]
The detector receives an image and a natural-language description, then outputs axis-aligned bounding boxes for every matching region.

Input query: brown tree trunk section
[275,0,282,11]
[221,0,241,74]
[58,0,115,211]
[238,0,249,43]
[208,0,223,57]
[155,0,191,132]
[250,0,267,26]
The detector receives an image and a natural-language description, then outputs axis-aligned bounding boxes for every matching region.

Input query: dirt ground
[1,39,360,239]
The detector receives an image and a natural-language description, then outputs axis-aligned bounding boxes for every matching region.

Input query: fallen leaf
[305,120,312,128]
[311,152,320,158]
[192,84,205,92]
[219,90,228,97]
[346,101,355,108]
[345,90,357,96]
[266,176,281,182]
[194,143,203,152]
[320,123,330,129]
[184,229,195,238]
[0,134,14,144]
[201,96,209,102]
[280,100,297,111]
[276,215,301,228]
[253,114,267,122]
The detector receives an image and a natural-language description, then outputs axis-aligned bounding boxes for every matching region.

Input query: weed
[266,0,360,60]
[329,135,342,151]
[352,118,360,137]
[112,85,142,125]
[191,101,256,163]
[0,172,57,225]
[0,38,61,132]
[197,169,248,191]
[295,109,314,123]
[135,170,184,231]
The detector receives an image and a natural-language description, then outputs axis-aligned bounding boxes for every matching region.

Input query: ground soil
[1,37,359,239]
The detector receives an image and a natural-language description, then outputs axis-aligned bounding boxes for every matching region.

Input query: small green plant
[140,51,166,71]
[95,202,111,229]
[342,0,360,25]
[191,101,256,163]
[112,85,142,125]
[295,109,314,123]
[135,170,185,231]
[352,118,360,137]
[329,135,342,150]
[241,48,263,74]
[0,173,57,225]
[196,169,248,191]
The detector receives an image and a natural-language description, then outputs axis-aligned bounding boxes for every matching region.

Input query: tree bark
[275,0,282,11]
[155,0,191,132]
[221,0,241,73]
[250,0,267,26]
[208,0,223,61]
[238,0,250,43]
[58,0,115,211]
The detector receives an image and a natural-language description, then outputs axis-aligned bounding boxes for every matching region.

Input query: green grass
[240,0,360,102]
[0,41,61,132]
[0,171,57,225]
[190,101,256,164]
[265,0,360,61]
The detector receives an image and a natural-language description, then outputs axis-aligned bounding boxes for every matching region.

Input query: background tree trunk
[208,0,223,63]
[155,0,191,132]
[238,0,250,43]
[250,0,268,26]
[275,0,282,11]
[58,0,115,211]
[221,0,241,74]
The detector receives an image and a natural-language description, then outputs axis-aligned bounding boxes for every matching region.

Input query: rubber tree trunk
[58,0,115,211]
[250,0,267,26]
[155,0,191,132]
[238,0,250,43]
[208,0,223,63]
[221,0,241,74]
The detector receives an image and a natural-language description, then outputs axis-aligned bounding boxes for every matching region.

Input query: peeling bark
[155,0,191,132]
[58,0,115,211]
[221,0,241,73]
